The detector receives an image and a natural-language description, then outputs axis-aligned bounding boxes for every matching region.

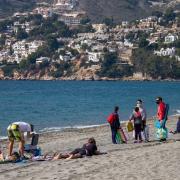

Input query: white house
[36,57,50,64]
[164,34,178,43]
[88,52,102,62]
[154,47,176,57]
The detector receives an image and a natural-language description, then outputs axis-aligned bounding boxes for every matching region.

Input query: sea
[0,80,180,138]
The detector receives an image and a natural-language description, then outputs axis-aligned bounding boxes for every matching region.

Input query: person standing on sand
[107,106,120,144]
[155,97,169,141]
[129,107,143,143]
[7,122,34,160]
[156,97,166,127]
[136,99,149,142]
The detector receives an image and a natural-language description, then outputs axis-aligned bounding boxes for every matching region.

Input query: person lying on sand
[30,137,106,161]
[53,137,106,160]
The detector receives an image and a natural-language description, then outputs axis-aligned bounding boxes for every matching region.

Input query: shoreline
[1,115,180,140]
[0,78,180,81]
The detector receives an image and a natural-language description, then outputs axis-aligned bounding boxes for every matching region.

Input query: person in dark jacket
[110,106,120,144]
[129,107,143,143]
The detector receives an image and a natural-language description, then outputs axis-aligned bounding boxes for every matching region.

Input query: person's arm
[94,150,107,155]
[116,114,120,128]
[26,131,33,138]
[129,113,134,121]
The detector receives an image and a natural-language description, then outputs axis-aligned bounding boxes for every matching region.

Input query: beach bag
[156,128,168,140]
[31,133,39,146]
[116,131,123,144]
[127,121,134,132]
[154,120,161,129]
[107,113,115,125]
[116,128,127,143]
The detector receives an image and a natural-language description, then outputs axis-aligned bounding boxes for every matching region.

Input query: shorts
[7,124,22,141]
[70,148,86,156]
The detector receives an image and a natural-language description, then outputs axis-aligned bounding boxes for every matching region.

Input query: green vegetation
[132,48,180,79]
[50,61,72,78]
[97,52,133,78]
[16,28,28,40]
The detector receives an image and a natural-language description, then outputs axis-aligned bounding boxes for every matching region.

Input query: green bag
[116,131,122,144]
[156,128,168,140]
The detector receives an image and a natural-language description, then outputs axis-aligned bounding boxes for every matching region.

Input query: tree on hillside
[16,28,28,40]
[80,17,91,25]
[0,34,6,47]
[103,17,115,27]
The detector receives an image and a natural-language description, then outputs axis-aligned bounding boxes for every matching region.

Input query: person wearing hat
[7,122,34,159]
[156,97,166,123]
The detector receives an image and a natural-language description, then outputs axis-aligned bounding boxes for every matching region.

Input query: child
[129,107,143,143]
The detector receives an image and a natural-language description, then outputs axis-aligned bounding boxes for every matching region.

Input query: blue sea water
[0,80,180,137]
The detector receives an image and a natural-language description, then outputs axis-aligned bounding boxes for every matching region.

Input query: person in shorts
[7,122,34,159]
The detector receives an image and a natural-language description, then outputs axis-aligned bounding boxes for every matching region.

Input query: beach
[0,116,180,180]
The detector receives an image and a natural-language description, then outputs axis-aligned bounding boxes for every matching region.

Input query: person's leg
[137,124,142,141]
[8,140,14,156]
[111,127,117,144]
[7,128,14,157]
[66,153,82,159]
[53,153,70,160]
[134,125,138,141]
[19,139,25,157]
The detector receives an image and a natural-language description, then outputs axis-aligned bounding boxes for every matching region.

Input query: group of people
[0,121,105,162]
[108,97,180,144]
[0,96,180,163]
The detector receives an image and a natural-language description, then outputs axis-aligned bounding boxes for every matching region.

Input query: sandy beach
[0,116,179,180]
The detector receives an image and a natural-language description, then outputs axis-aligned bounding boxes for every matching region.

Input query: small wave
[172,109,180,116]
[0,136,8,140]
[39,123,109,133]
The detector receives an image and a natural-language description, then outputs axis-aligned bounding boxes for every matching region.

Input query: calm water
[0,81,180,136]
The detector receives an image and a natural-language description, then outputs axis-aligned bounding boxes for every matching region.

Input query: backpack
[134,111,142,125]
[107,113,116,125]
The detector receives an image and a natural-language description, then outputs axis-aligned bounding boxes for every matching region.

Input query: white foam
[39,123,109,133]
[0,136,8,140]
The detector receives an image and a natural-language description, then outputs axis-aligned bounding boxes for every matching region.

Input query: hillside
[0,0,179,21]
[0,0,36,19]
[77,0,180,23]
[78,0,151,23]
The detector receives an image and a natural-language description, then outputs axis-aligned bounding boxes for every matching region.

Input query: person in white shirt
[7,122,34,159]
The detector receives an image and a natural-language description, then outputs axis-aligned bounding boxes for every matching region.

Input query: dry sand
[0,116,179,180]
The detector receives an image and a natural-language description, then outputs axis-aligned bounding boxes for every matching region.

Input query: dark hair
[88,137,96,145]
[135,107,139,112]
[114,106,119,112]
[137,99,142,103]
[30,124,34,132]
